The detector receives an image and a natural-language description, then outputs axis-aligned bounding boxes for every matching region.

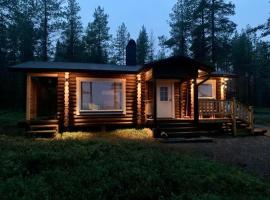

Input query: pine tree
[54,40,65,61]
[148,31,155,62]
[136,26,149,65]
[208,0,236,69]
[190,0,210,63]
[36,0,64,61]
[157,36,169,60]
[112,23,130,65]
[83,6,111,63]
[167,0,195,56]
[0,10,8,67]
[253,2,270,37]
[7,0,37,63]
[57,0,83,62]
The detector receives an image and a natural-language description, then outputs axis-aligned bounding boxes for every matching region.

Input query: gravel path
[163,135,270,179]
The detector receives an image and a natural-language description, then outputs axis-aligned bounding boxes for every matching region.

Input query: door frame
[26,73,58,120]
[156,80,175,119]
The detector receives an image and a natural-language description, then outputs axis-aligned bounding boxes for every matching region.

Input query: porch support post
[193,78,199,125]
[26,73,31,121]
[153,79,157,133]
[64,72,70,129]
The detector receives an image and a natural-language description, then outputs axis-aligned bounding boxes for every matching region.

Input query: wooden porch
[145,98,254,137]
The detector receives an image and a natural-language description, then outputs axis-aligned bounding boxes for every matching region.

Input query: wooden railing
[145,98,254,135]
[199,99,232,119]
[199,98,254,135]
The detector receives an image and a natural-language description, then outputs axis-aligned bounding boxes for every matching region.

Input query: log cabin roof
[145,55,214,73]
[9,61,142,74]
[9,55,214,75]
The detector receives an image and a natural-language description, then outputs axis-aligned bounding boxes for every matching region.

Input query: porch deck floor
[148,118,232,123]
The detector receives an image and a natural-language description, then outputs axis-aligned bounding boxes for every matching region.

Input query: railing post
[249,106,254,135]
[232,97,237,136]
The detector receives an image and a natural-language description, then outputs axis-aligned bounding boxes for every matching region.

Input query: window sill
[78,110,126,115]
[198,97,216,100]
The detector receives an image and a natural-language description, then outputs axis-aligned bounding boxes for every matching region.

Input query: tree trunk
[211,0,216,68]
[42,0,48,61]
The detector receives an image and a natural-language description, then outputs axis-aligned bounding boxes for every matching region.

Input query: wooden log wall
[57,73,65,129]
[216,78,222,100]
[174,82,181,119]
[66,73,137,128]
[140,73,146,125]
[180,81,191,118]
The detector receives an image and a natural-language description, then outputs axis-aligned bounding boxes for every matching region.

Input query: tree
[148,30,155,62]
[190,0,210,63]
[36,0,64,61]
[136,26,149,64]
[157,36,169,60]
[56,0,83,62]
[231,31,255,104]
[83,6,111,63]
[0,9,8,67]
[3,0,37,64]
[167,0,195,56]
[112,23,130,65]
[54,40,65,61]
[208,0,236,69]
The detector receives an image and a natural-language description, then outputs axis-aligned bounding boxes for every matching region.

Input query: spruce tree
[136,26,149,65]
[190,0,210,63]
[58,0,83,62]
[167,0,195,56]
[0,11,8,67]
[208,0,236,69]
[36,0,64,61]
[83,6,111,63]
[148,31,155,62]
[112,23,130,65]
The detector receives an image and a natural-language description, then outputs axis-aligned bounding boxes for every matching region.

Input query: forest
[0,0,270,108]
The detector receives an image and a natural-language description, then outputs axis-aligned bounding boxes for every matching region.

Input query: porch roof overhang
[210,71,238,78]
[143,55,214,79]
[9,61,143,74]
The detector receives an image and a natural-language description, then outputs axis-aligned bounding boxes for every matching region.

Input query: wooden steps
[156,120,210,138]
[157,137,214,143]
[26,120,59,137]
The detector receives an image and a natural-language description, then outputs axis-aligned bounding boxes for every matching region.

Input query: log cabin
[10,40,254,137]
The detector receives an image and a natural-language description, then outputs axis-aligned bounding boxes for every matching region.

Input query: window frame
[160,86,169,101]
[76,77,126,115]
[198,79,216,99]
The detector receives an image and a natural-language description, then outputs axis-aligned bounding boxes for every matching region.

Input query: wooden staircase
[156,120,209,138]
[26,120,59,137]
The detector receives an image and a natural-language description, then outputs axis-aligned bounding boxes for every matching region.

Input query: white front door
[157,81,174,118]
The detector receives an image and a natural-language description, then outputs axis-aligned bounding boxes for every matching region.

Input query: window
[198,80,216,99]
[77,78,126,114]
[160,86,168,101]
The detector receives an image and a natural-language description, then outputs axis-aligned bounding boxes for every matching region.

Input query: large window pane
[81,80,123,111]
[199,84,213,98]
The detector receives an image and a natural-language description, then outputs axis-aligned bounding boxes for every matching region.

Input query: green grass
[1,134,270,200]
[254,107,270,126]
[1,109,270,199]
[0,110,25,136]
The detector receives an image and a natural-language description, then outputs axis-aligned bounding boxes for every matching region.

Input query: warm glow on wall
[64,72,70,128]
[137,74,142,124]
[221,77,229,100]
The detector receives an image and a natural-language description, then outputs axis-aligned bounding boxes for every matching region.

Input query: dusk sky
[78,0,270,39]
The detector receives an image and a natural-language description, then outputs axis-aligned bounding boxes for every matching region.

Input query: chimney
[126,39,137,66]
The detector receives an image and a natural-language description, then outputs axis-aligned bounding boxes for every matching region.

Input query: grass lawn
[254,107,270,126]
[1,134,270,200]
[1,110,270,199]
